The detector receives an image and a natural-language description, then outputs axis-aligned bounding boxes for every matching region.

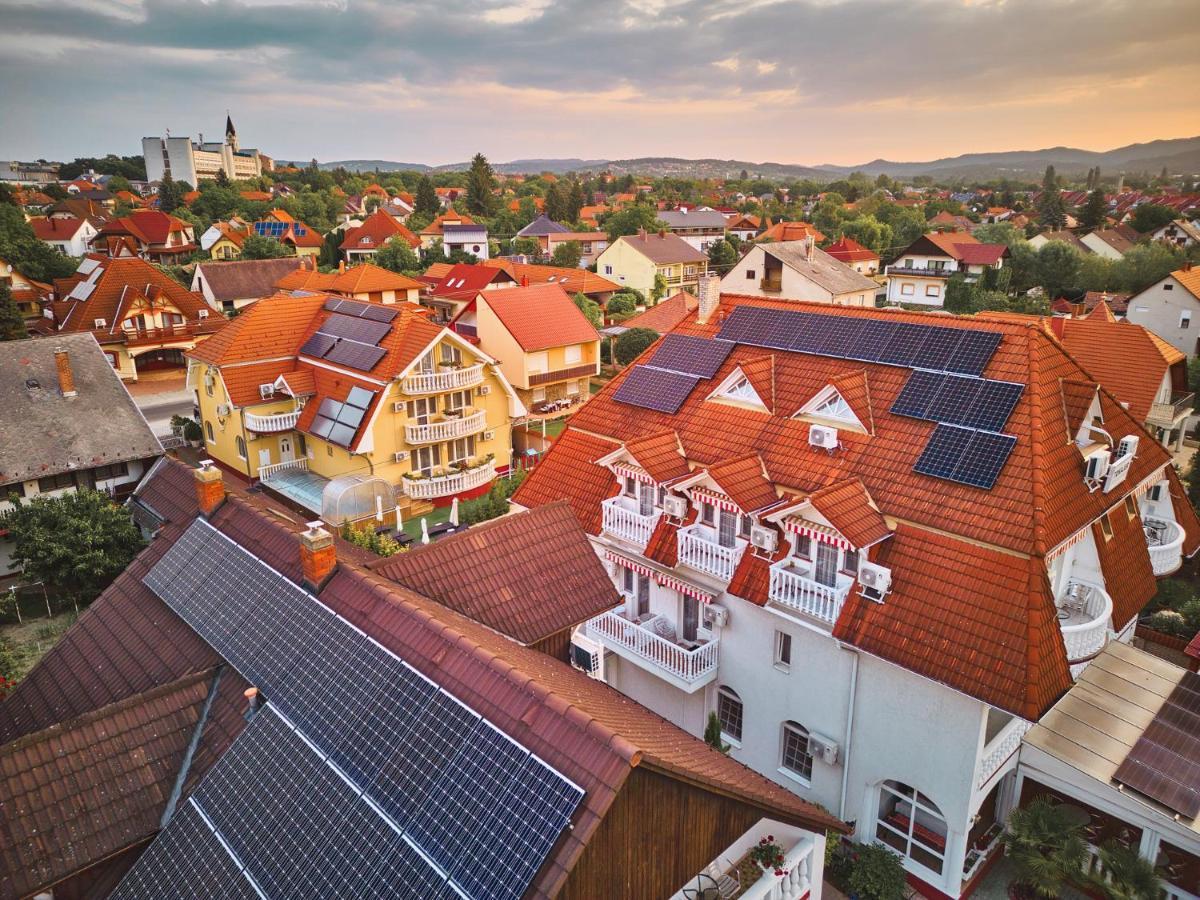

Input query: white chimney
[697,274,721,325]
[805,235,815,262]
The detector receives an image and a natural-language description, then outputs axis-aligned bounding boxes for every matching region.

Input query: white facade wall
[143,137,198,187]
[722,246,873,306]
[1125,275,1200,359]
[1079,233,1126,260]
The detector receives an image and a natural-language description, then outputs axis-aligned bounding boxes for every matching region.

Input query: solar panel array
[648,334,734,380]
[890,370,1024,433]
[122,519,584,900]
[1113,671,1200,819]
[309,386,376,448]
[254,221,289,239]
[913,424,1017,490]
[613,366,701,414]
[300,304,396,375]
[324,297,398,324]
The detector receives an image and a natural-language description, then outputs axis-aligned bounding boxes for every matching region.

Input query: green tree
[972,222,1027,250]
[614,327,659,365]
[707,238,737,271]
[604,205,667,241]
[190,185,238,223]
[571,292,602,328]
[550,240,582,269]
[943,275,976,314]
[464,152,497,217]
[606,294,637,319]
[1093,841,1160,900]
[841,216,893,256]
[703,711,730,753]
[374,237,421,274]
[1001,797,1088,898]
[847,842,908,900]
[1079,189,1108,230]
[414,175,439,218]
[240,234,290,260]
[0,283,26,340]
[1129,203,1178,235]
[0,489,146,608]
[1116,242,1185,294]
[651,271,668,303]
[565,179,586,223]
[511,236,541,257]
[1036,165,1066,229]
[156,172,185,213]
[0,205,78,282]
[1035,241,1083,299]
[544,182,567,223]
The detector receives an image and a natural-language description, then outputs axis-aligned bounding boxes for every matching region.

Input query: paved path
[133,386,195,437]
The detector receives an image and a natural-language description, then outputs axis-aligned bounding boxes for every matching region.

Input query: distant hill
[299,136,1200,181]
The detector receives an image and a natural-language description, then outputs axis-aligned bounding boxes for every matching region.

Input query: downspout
[239,412,252,480]
[838,645,859,823]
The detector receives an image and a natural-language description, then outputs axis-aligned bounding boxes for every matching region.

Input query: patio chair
[650,616,678,643]
[703,861,739,899]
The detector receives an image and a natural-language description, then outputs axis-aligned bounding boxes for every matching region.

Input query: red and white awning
[690,486,740,514]
[1046,528,1088,561]
[604,550,655,577]
[782,517,852,550]
[654,572,715,604]
[613,462,655,484]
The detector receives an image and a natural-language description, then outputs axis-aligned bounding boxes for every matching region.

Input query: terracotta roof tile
[1172,266,1200,300]
[327,262,423,294]
[823,237,879,264]
[620,291,698,332]
[187,291,326,366]
[512,428,618,534]
[1092,507,1157,631]
[482,259,621,296]
[339,210,419,251]
[480,283,599,352]
[625,430,690,483]
[756,221,826,243]
[1059,379,1098,434]
[707,453,778,512]
[808,479,890,549]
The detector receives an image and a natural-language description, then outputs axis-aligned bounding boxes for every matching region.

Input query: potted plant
[846,842,908,900]
[1000,798,1088,899]
[1092,841,1160,900]
[748,836,787,875]
[181,418,203,447]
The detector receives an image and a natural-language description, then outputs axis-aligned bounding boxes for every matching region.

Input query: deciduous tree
[0,283,26,340]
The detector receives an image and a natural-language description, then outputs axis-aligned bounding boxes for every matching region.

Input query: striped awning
[613,463,654,484]
[689,486,740,513]
[1132,468,1166,498]
[654,572,715,604]
[782,517,852,550]
[604,550,655,577]
[1046,528,1089,561]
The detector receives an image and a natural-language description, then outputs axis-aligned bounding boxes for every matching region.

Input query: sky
[2,0,1198,168]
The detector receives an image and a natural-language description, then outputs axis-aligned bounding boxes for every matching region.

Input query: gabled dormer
[595,431,689,549]
[706,356,774,413]
[794,371,873,435]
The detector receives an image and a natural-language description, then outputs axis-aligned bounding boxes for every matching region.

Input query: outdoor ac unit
[859,562,892,600]
[1116,435,1139,460]
[702,604,729,629]
[569,630,606,680]
[809,424,839,449]
[393,451,409,462]
[750,524,778,553]
[259,384,274,400]
[94,318,106,328]
[477,385,492,395]
[662,494,689,519]
[198,309,210,319]
[393,401,406,413]
[483,430,495,441]
[1084,448,1111,484]
[809,732,840,765]
[215,404,231,417]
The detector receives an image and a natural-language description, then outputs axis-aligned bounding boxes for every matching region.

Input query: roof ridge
[1027,323,1049,557]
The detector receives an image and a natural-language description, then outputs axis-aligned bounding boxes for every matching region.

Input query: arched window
[781,721,813,781]
[205,421,214,443]
[236,436,247,459]
[716,686,743,742]
[875,780,948,875]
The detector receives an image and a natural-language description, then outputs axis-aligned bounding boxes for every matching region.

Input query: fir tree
[1080,189,1107,230]
[1036,165,1066,229]
[464,152,497,216]
[565,179,585,223]
[414,176,439,218]
[544,182,566,223]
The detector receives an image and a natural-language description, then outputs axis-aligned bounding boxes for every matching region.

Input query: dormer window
[813,392,854,422]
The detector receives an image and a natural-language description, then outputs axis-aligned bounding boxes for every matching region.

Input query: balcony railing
[1058,579,1113,672]
[975,719,1032,790]
[671,823,817,900]
[244,410,301,433]
[117,320,223,346]
[601,496,660,548]
[677,524,745,582]
[402,459,494,500]
[401,363,485,395]
[588,611,719,691]
[404,409,487,445]
[1147,392,1195,425]
[528,363,598,387]
[768,559,853,625]
[1145,517,1185,576]
[759,277,782,292]
[259,457,309,481]
[885,265,955,278]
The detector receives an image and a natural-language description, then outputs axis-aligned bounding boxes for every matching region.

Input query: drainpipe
[838,644,860,824]
[239,412,252,480]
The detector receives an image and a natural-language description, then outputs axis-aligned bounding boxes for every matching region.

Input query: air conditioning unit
[750,524,778,553]
[569,630,606,680]
[702,604,728,629]
[662,494,689,519]
[808,732,840,765]
[94,318,107,328]
[859,562,892,600]
[198,309,210,319]
[483,430,495,441]
[477,385,492,395]
[215,403,231,417]
[1084,448,1111,485]
[1104,452,1134,493]
[1116,435,1139,460]
[259,384,274,400]
[809,424,839,449]
[393,451,409,463]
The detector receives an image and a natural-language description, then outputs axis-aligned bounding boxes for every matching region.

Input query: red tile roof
[482,259,621,297]
[96,210,191,247]
[420,211,476,237]
[756,221,826,243]
[513,428,618,534]
[706,453,778,512]
[327,262,423,294]
[187,291,326,366]
[339,210,419,251]
[620,291,699,333]
[808,479,890,549]
[823,237,879,264]
[1092,506,1158,631]
[480,283,600,352]
[28,216,87,240]
[625,430,690,483]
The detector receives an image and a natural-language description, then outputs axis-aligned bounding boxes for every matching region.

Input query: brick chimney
[338,260,345,273]
[697,273,721,325]
[194,460,225,518]
[300,520,336,592]
[54,347,77,397]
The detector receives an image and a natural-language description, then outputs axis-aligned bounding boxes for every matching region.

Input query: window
[901,283,915,296]
[1164,283,1174,291]
[745,269,756,280]
[444,391,470,413]
[205,421,215,443]
[440,343,463,365]
[717,509,737,548]
[716,686,743,742]
[564,344,582,365]
[739,514,752,539]
[532,386,546,402]
[638,484,654,516]
[1125,496,1137,519]
[812,391,855,422]
[685,266,697,276]
[414,445,440,475]
[781,722,813,781]
[1100,512,1114,540]
[529,351,548,373]
[842,549,860,573]
[1149,483,1164,502]
[774,631,792,669]
[1181,311,1191,329]
[621,570,650,617]
[795,534,812,558]
[447,435,475,464]
[875,781,947,875]
[925,285,940,297]
[38,471,80,492]
[701,503,715,526]
[604,265,612,275]
[236,436,247,459]
[623,476,637,498]
[93,462,129,481]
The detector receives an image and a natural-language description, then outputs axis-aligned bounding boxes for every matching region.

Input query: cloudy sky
[2,0,1198,167]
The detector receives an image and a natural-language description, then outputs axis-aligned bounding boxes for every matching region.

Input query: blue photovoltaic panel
[849,319,900,362]
[890,370,945,419]
[325,341,387,372]
[924,374,986,424]
[914,423,973,480]
[321,314,391,346]
[890,371,1024,434]
[823,318,870,359]
[877,322,930,367]
[300,332,336,359]
[953,429,1018,489]
[323,297,398,323]
[346,385,375,409]
[913,327,965,372]
[648,334,734,379]
[945,330,1002,376]
[963,380,1024,433]
[613,365,700,413]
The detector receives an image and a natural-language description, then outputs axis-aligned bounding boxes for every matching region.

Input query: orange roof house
[93,210,197,263]
[755,221,826,243]
[339,209,419,261]
[482,258,621,301]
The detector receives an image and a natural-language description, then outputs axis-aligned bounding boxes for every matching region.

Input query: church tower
[225,113,238,152]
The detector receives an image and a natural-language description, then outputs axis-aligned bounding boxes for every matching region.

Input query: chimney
[637,226,647,241]
[194,460,225,518]
[697,273,721,325]
[1185,261,1194,273]
[54,347,77,397]
[243,686,260,720]
[300,520,337,592]
[338,260,345,273]
[805,235,815,262]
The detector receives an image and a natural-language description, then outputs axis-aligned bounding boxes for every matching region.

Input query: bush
[703,711,729,753]
[1147,609,1191,638]
[457,468,528,526]
[847,843,908,900]
[614,327,659,365]
[1001,797,1088,898]
[341,523,405,557]
[606,294,637,318]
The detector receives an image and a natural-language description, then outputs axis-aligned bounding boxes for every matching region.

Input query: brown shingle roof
[195,257,304,302]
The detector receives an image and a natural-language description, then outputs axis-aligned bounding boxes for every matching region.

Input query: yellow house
[186,291,524,527]
[0,257,50,327]
[593,229,709,299]
[275,261,424,305]
[468,283,601,411]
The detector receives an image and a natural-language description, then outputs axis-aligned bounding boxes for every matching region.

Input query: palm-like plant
[1095,841,1160,900]
[1001,798,1089,898]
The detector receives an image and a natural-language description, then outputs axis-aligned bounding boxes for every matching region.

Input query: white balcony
[258,457,309,480]
[402,459,494,500]
[671,822,820,900]
[677,524,745,582]
[601,496,661,549]
[404,409,487,445]
[402,363,485,395]
[767,558,854,626]
[587,610,719,692]
[1057,579,1113,674]
[244,410,301,433]
[974,719,1031,791]
[1145,517,1185,576]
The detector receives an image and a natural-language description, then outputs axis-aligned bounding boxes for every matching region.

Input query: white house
[1125,264,1200,359]
[441,222,490,259]
[513,293,1198,899]
[659,209,728,252]
[722,239,878,306]
[884,232,1008,307]
[1149,219,1200,249]
[1079,228,1136,260]
[29,216,98,257]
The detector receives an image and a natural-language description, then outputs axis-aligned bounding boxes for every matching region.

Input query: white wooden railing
[244,410,301,433]
[601,497,660,548]
[1145,517,1185,576]
[677,525,745,581]
[739,836,815,900]
[404,409,486,445]
[1059,579,1113,670]
[768,561,852,625]
[402,460,494,500]
[974,719,1031,790]
[401,363,485,395]
[588,611,719,685]
[258,458,309,480]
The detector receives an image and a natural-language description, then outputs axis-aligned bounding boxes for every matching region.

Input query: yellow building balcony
[401,363,485,395]
[401,458,495,500]
[244,410,301,434]
[404,409,487,445]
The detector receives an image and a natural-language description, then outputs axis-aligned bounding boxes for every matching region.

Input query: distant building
[1125,263,1200,358]
[29,216,99,257]
[658,209,728,252]
[1149,219,1200,249]
[724,239,878,306]
[884,232,1008,307]
[1,256,51,328]
[823,236,881,277]
[141,116,268,185]
[191,257,305,314]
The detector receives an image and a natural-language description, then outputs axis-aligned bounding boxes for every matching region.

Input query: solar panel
[911,327,965,372]
[1114,672,1200,819]
[321,314,391,346]
[648,334,734,379]
[612,365,700,413]
[326,341,387,372]
[913,423,1016,489]
[310,415,335,439]
[890,372,1024,433]
[361,304,397,323]
[335,402,367,427]
[346,386,375,409]
[890,370,944,419]
[913,423,973,480]
[963,380,1024,432]
[945,330,1002,376]
[924,374,986,424]
[877,322,930,367]
[322,297,398,323]
[328,422,358,446]
[300,332,337,359]
[848,319,899,363]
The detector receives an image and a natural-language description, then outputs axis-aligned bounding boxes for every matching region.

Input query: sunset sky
[2,0,1198,167]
